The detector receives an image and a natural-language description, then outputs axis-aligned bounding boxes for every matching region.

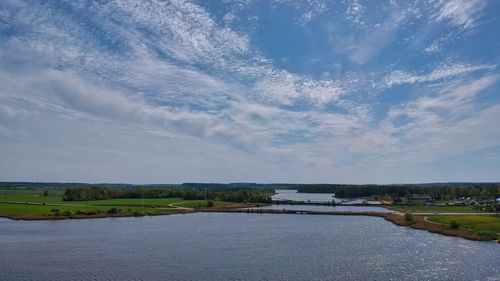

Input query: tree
[403,213,415,225]
[405,192,412,203]
[206,200,214,208]
[449,220,460,229]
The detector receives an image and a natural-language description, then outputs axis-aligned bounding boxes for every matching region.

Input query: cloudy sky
[1,0,499,184]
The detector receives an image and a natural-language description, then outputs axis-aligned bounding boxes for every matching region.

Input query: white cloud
[345,0,365,24]
[423,41,440,53]
[432,0,487,31]
[349,10,407,64]
[383,63,496,88]
[0,104,32,120]
[386,74,499,141]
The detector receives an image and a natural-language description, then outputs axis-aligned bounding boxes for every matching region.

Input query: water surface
[254,204,393,213]
[272,189,379,204]
[1,214,498,281]
[271,189,336,202]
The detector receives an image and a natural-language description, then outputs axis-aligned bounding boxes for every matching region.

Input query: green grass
[171,200,235,208]
[69,197,185,207]
[427,215,500,238]
[0,190,241,217]
[0,189,65,204]
[0,202,182,216]
[390,205,482,213]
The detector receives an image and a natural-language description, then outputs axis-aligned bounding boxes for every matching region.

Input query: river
[1,213,498,281]
[271,189,380,204]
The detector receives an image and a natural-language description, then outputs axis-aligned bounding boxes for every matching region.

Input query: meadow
[427,215,500,239]
[389,204,482,213]
[0,189,235,217]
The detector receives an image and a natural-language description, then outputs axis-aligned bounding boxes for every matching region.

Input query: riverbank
[382,213,497,242]
[0,203,258,221]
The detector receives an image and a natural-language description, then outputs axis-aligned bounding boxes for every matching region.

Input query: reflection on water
[254,204,393,213]
[0,213,498,281]
[271,189,380,204]
[271,189,336,202]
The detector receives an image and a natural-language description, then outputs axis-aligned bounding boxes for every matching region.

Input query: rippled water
[254,204,393,213]
[1,214,499,281]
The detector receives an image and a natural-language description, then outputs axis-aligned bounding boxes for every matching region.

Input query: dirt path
[167,203,193,210]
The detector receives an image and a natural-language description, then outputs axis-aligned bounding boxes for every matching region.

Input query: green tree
[450,220,460,229]
[404,213,415,225]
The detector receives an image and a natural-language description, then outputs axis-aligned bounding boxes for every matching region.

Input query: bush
[51,208,60,213]
[450,220,460,229]
[75,210,99,216]
[133,211,145,216]
[107,207,118,214]
[206,200,214,208]
[404,213,415,224]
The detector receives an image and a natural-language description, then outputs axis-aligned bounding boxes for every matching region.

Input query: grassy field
[172,200,235,208]
[0,202,177,215]
[0,189,238,218]
[389,205,482,213]
[427,215,500,239]
[0,189,65,204]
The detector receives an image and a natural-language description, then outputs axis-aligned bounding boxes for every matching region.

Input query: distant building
[424,200,436,206]
[478,200,495,205]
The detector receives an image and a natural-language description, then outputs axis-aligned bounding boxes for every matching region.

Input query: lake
[253,204,394,213]
[271,189,380,204]
[1,213,498,281]
[271,189,336,202]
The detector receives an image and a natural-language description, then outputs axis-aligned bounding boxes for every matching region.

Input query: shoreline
[1,205,497,242]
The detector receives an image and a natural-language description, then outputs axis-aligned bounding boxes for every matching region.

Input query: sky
[0,0,499,184]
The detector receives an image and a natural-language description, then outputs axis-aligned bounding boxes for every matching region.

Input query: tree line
[297,184,499,199]
[63,187,274,203]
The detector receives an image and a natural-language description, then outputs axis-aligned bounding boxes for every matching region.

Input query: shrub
[60,211,72,217]
[206,200,214,208]
[133,211,145,216]
[51,208,60,213]
[107,207,118,214]
[404,213,415,224]
[450,220,460,229]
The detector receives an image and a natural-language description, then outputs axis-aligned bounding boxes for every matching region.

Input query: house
[412,194,432,201]
[424,200,436,206]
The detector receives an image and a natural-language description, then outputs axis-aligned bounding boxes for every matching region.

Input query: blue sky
[0,0,499,184]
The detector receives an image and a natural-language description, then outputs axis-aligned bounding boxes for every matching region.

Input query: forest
[296,184,499,199]
[62,186,274,203]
